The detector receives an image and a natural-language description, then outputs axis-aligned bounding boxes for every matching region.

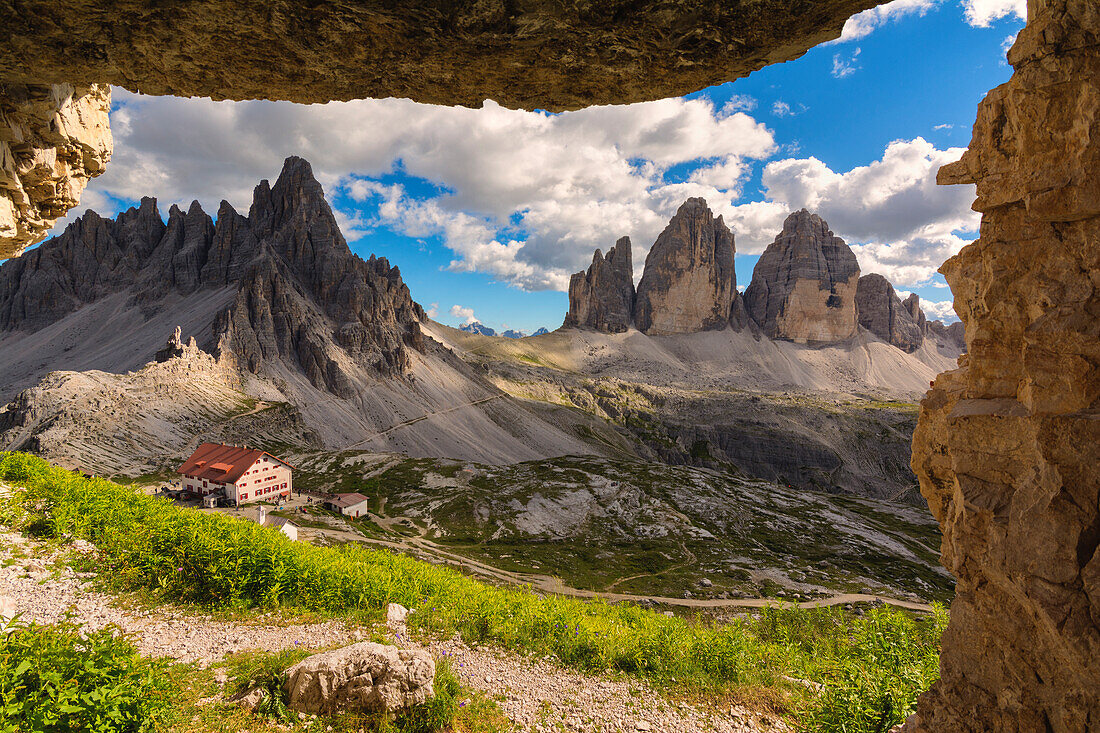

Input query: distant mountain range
[563,200,963,353]
[458,323,550,339]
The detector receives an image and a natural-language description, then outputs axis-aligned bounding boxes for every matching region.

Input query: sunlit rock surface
[0,83,111,258]
[909,0,1100,729]
[744,209,860,344]
[634,198,740,335]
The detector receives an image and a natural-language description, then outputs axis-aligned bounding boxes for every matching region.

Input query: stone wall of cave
[910,0,1099,729]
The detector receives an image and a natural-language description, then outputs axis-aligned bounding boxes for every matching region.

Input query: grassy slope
[1,452,946,732]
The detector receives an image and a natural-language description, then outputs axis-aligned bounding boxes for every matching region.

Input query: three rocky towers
[563,198,961,352]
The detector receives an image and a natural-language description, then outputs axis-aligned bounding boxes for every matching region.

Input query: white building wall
[233,455,293,505]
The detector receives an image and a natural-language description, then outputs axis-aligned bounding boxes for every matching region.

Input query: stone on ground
[284,641,434,715]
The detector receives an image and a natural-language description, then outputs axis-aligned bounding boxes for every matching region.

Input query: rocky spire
[562,236,635,333]
[0,155,427,392]
[855,273,923,352]
[634,198,739,334]
[743,209,860,344]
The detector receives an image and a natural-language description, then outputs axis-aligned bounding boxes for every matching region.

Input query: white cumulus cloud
[833,0,940,43]
[449,305,478,325]
[77,89,776,292]
[831,48,863,78]
[722,138,978,287]
[962,0,1026,27]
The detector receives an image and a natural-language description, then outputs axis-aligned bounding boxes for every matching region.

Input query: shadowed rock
[563,236,635,333]
[0,156,426,395]
[0,1,879,111]
[744,210,860,344]
[856,273,923,352]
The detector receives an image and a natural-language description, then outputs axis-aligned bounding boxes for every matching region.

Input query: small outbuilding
[325,492,371,518]
[254,504,298,541]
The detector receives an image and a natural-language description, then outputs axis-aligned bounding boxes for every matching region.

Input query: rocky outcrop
[154,326,186,363]
[925,319,965,351]
[744,210,860,344]
[0,83,112,258]
[855,274,923,352]
[0,1,877,112]
[284,642,434,715]
[563,236,635,333]
[0,156,426,394]
[909,1,1100,730]
[902,293,927,333]
[634,199,739,335]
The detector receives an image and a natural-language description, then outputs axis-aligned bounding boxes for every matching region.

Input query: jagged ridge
[0,156,425,395]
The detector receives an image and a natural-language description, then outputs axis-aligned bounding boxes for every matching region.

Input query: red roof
[176,442,291,483]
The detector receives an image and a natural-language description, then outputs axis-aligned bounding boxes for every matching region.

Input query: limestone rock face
[909,1,1100,730]
[0,1,877,112]
[284,642,434,715]
[563,237,635,333]
[0,83,112,258]
[855,274,923,352]
[154,327,185,363]
[0,156,425,395]
[634,198,738,335]
[744,210,860,343]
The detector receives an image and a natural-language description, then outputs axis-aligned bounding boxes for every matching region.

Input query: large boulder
[634,198,739,334]
[284,641,435,716]
[563,236,635,333]
[743,209,860,344]
[855,274,923,352]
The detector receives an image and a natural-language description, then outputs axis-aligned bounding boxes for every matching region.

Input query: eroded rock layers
[744,209,860,343]
[910,1,1100,730]
[0,1,877,112]
[635,198,740,334]
[0,156,425,395]
[563,236,635,333]
[856,273,924,352]
[0,83,112,258]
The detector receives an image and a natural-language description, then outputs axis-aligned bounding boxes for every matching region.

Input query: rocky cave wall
[909,0,1099,729]
[0,83,112,258]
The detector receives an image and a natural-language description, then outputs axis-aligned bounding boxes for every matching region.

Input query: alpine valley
[0,157,962,604]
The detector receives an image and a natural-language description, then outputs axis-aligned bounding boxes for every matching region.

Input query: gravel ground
[0,527,787,733]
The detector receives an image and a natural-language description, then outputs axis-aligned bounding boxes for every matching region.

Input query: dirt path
[341,394,505,450]
[180,399,273,456]
[0,527,785,733]
[603,541,697,592]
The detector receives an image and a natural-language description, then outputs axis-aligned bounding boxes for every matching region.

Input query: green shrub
[0,452,946,731]
[0,618,172,733]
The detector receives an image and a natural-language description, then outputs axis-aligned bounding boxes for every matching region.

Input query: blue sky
[37,0,1025,333]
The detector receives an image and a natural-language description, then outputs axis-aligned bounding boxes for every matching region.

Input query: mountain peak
[634,197,737,334]
[744,209,860,343]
